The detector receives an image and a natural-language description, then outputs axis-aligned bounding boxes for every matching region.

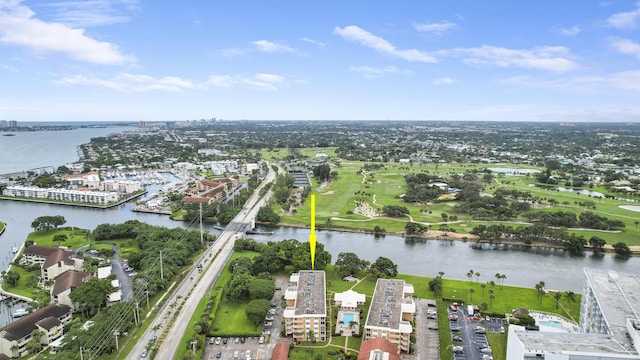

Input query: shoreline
[275,221,640,256]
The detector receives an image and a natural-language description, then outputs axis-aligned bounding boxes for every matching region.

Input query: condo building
[364,279,415,353]
[283,270,327,342]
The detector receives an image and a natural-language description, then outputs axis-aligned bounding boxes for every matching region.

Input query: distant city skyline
[1,1,640,122]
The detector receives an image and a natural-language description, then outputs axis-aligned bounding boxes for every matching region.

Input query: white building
[364,279,415,353]
[3,186,119,204]
[283,271,327,342]
[506,268,640,359]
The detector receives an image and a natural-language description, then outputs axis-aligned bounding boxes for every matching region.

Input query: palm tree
[467,270,474,283]
[480,283,486,298]
[475,272,481,284]
[635,220,639,229]
[10,344,19,358]
[469,288,475,302]
[535,281,546,305]
[489,293,495,308]
[563,291,576,304]
[500,274,507,286]
[554,292,562,309]
[495,273,501,284]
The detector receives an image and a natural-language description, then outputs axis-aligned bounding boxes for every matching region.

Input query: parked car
[149,335,157,344]
[216,351,222,358]
[259,336,264,344]
[222,337,228,344]
[141,349,148,358]
[428,325,438,330]
[452,346,464,354]
[215,337,222,345]
[452,335,462,341]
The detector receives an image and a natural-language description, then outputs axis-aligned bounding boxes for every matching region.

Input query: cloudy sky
[1,0,640,122]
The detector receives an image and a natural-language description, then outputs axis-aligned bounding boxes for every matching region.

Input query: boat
[12,308,29,318]
[2,133,15,136]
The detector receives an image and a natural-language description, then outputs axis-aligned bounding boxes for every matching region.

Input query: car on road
[141,349,148,358]
[149,335,157,344]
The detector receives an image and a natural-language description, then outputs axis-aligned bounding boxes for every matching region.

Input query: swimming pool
[342,313,355,324]
[539,320,563,329]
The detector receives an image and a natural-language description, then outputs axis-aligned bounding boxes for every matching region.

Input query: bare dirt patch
[322,190,336,195]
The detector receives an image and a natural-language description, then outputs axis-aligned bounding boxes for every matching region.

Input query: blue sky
[1,1,640,122]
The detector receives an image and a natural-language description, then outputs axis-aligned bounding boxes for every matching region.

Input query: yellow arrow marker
[310,194,316,269]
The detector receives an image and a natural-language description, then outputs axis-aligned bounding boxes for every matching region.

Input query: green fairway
[277,158,640,246]
[27,227,91,249]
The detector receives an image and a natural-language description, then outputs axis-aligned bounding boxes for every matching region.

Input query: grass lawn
[6,265,40,298]
[487,332,507,360]
[441,278,581,322]
[27,228,91,249]
[0,222,5,233]
[96,238,140,260]
[210,251,262,336]
[276,158,640,246]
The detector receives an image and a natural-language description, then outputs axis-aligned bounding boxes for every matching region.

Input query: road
[126,164,277,360]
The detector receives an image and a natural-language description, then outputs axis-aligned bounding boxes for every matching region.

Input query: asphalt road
[125,164,277,360]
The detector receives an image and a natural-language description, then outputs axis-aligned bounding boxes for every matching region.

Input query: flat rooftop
[584,268,640,347]
[366,279,405,330]
[294,270,326,317]
[514,330,637,356]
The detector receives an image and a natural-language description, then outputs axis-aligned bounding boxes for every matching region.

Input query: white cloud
[39,0,139,27]
[349,65,402,78]
[333,25,437,63]
[499,70,640,94]
[251,40,294,53]
[606,2,640,29]
[442,45,578,72]
[558,25,581,36]
[609,37,640,58]
[56,72,289,92]
[300,37,326,48]
[56,73,200,92]
[220,47,246,57]
[0,0,134,65]
[432,77,457,85]
[413,21,457,35]
[0,63,17,72]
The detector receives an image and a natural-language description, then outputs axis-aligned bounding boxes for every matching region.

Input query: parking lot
[448,304,506,360]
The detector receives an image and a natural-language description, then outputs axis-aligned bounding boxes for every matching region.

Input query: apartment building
[364,279,415,353]
[0,304,71,358]
[283,270,327,342]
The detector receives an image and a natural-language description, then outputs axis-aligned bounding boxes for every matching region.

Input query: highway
[126,164,277,360]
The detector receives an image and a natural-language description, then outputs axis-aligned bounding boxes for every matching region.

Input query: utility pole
[191,340,197,354]
[199,202,204,246]
[159,250,164,280]
[79,346,84,360]
[114,329,120,350]
[145,290,150,309]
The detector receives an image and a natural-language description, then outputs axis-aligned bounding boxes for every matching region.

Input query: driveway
[111,243,133,302]
[414,298,440,360]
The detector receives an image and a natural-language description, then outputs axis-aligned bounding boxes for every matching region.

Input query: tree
[480,283,486,298]
[535,281,546,305]
[382,205,409,217]
[53,234,68,245]
[468,288,475,302]
[554,292,562,309]
[370,257,398,278]
[69,279,114,316]
[31,215,67,231]
[257,206,280,225]
[2,269,20,287]
[588,236,606,253]
[247,278,275,300]
[335,252,368,277]
[245,299,271,325]
[475,271,481,284]
[613,242,632,259]
[467,270,474,283]
[428,277,443,297]
[563,291,576,304]
[635,220,639,229]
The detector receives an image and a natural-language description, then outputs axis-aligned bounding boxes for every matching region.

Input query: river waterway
[0,200,637,293]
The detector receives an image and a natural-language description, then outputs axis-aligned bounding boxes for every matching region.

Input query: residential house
[22,245,59,266]
[358,338,401,360]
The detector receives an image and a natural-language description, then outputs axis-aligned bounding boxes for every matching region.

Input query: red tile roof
[358,338,401,360]
[271,342,289,360]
